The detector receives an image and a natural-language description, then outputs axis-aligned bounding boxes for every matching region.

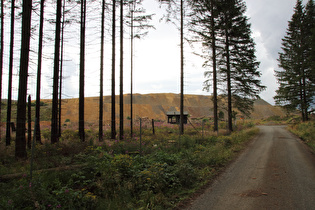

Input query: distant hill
[40,93,285,124]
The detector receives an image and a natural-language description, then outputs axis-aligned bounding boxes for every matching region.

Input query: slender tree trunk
[297,49,305,121]
[51,0,62,144]
[179,0,184,135]
[299,77,305,121]
[0,0,4,135]
[119,0,124,140]
[6,0,15,146]
[302,77,308,121]
[79,0,86,142]
[225,26,233,132]
[59,0,65,137]
[130,1,134,137]
[211,0,218,132]
[111,0,116,139]
[16,0,33,159]
[35,0,45,144]
[99,0,105,142]
[27,95,31,149]
[301,66,308,121]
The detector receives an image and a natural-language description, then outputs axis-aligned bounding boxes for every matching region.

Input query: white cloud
[245,0,297,104]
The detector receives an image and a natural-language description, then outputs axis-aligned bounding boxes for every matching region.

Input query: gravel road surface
[185,125,315,210]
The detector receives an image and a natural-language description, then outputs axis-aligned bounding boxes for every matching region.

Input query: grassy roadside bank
[0,125,258,209]
[287,121,315,153]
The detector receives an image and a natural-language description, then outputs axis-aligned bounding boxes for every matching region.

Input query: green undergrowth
[288,120,315,152]
[0,126,258,209]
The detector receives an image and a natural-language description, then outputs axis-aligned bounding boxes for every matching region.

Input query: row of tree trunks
[2,0,152,159]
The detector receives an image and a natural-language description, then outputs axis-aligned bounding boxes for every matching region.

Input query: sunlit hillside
[38,93,285,124]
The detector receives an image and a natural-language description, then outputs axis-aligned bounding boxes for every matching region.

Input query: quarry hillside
[40,93,285,124]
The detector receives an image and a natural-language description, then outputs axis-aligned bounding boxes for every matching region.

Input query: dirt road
[186,126,315,210]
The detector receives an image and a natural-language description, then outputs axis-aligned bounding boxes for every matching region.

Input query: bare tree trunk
[51,0,62,144]
[79,0,86,142]
[6,0,15,146]
[179,0,184,135]
[0,0,4,137]
[99,0,105,142]
[225,27,233,132]
[16,0,33,159]
[111,0,116,139]
[130,1,134,137]
[35,0,45,144]
[211,0,218,132]
[302,68,308,121]
[27,95,31,149]
[299,78,305,121]
[119,0,124,140]
[59,0,65,137]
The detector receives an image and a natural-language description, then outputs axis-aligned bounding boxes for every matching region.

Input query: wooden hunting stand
[166,111,188,124]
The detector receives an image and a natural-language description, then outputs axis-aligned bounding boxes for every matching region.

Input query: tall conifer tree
[190,0,263,132]
[303,0,315,102]
[189,0,222,132]
[158,0,186,134]
[275,0,314,120]
[219,0,264,131]
[126,0,154,136]
[228,0,264,117]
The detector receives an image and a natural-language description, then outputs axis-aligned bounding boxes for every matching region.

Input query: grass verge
[287,120,315,153]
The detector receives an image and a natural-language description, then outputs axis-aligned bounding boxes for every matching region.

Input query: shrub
[60,129,79,142]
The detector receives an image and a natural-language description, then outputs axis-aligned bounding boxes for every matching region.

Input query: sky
[129,0,298,105]
[2,0,299,106]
